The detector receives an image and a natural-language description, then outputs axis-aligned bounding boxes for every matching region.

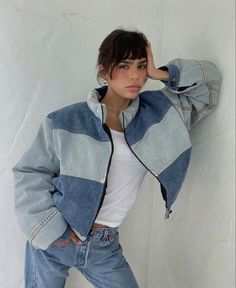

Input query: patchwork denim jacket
[12,58,222,250]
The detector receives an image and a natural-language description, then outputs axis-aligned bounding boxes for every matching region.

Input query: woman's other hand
[146,40,169,81]
[52,229,82,247]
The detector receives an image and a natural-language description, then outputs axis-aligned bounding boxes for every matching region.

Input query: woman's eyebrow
[120,59,147,64]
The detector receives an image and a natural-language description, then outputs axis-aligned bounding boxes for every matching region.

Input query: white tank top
[94,128,148,227]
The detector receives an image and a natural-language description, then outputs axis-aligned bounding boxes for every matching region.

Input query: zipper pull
[165,208,172,219]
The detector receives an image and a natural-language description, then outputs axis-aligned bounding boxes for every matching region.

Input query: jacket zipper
[121,113,156,180]
[87,123,114,236]
[88,108,170,237]
[121,112,172,219]
[98,123,114,213]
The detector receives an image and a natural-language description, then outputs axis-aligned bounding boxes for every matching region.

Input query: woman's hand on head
[146,40,159,80]
[146,40,169,81]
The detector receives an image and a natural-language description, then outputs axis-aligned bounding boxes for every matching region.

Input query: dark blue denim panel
[52,174,105,237]
[159,64,180,90]
[158,147,192,209]
[47,102,109,142]
[124,90,173,145]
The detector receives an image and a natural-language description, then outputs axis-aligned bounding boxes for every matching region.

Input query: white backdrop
[0,1,235,287]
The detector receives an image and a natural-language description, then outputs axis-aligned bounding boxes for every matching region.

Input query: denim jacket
[12,58,222,250]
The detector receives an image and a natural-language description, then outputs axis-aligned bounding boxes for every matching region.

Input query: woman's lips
[126,85,141,92]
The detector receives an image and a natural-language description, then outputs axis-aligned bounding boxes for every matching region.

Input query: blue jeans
[25,226,139,288]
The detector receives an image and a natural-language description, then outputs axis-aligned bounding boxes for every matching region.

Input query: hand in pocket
[52,227,82,247]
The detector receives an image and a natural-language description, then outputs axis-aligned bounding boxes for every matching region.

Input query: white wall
[1,1,234,287]
[145,1,235,288]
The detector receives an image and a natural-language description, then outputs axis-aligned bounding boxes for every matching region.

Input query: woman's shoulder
[139,89,173,110]
[47,100,88,118]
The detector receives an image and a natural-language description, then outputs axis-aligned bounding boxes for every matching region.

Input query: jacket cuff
[30,211,68,250]
[159,64,180,90]
[158,58,209,94]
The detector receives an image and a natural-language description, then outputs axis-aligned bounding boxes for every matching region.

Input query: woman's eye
[118,64,129,69]
[139,64,147,69]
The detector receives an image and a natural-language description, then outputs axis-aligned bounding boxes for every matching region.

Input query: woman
[12,28,222,288]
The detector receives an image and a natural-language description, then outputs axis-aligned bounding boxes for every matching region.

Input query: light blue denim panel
[162,58,205,90]
[160,60,222,130]
[52,129,112,182]
[12,117,68,250]
[30,210,68,250]
[130,105,192,175]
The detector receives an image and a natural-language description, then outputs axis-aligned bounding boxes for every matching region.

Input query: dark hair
[96,29,148,83]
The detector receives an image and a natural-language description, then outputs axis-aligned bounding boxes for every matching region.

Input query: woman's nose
[129,69,139,79]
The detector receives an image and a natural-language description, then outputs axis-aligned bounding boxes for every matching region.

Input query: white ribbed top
[94,128,147,226]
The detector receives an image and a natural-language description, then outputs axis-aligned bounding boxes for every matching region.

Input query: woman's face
[102,58,147,100]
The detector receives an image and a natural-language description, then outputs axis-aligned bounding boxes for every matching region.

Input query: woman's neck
[99,87,131,115]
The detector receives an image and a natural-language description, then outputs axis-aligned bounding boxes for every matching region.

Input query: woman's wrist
[149,68,169,81]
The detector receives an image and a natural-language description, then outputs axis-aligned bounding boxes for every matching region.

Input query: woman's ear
[99,65,109,81]
[98,64,105,77]
[98,65,108,85]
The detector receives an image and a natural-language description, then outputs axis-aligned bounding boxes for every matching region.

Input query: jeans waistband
[89,226,119,236]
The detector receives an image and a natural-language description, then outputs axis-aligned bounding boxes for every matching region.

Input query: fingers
[146,40,152,54]
[145,40,158,79]
[52,237,70,247]
[146,40,154,63]
[69,230,82,245]
[52,229,82,247]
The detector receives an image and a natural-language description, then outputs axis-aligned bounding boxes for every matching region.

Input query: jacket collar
[87,86,140,128]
